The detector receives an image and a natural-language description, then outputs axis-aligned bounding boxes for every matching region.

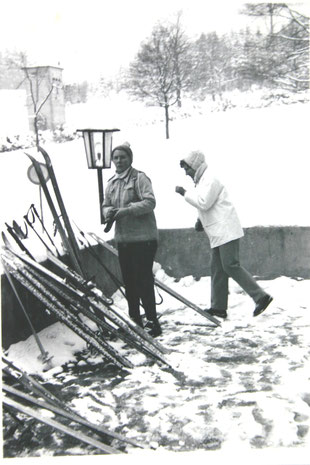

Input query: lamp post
[77,128,120,224]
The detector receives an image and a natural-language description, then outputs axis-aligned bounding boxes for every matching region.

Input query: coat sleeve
[102,183,114,218]
[127,172,156,216]
[184,176,222,211]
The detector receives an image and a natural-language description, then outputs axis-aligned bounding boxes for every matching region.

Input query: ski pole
[30,204,61,256]
[4,224,35,259]
[23,210,57,256]
[75,223,164,306]
[89,232,221,327]
[1,256,53,367]
[12,220,28,239]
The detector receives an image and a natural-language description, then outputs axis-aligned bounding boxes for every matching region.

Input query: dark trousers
[118,240,158,323]
[211,239,267,310]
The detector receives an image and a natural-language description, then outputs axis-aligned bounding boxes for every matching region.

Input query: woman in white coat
[175,150,273,319]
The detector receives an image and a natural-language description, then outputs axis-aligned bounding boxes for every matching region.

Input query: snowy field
[1,95,310,240]
[1,97,310,463]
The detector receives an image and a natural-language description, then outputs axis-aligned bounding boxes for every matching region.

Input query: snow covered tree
[240,3,287,37]
[126,17,192,139]
[240,3,309,91]
[273,5,309,91]
[0,50,27,90]
[189,32,236,100]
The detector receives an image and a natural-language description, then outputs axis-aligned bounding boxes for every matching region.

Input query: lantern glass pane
[104,132,113,168]
[83,132,92,168]
[91,132,104,168]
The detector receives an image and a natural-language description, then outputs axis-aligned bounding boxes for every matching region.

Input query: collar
[194,163,207,184]
[113,166,132,181]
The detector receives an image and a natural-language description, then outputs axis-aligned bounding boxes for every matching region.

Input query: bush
[0,125,79,153]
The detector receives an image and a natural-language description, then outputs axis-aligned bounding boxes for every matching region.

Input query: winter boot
[145,319,162,337]
[130,315,144,328]
[253,295,273,317]
[205,308,227,319]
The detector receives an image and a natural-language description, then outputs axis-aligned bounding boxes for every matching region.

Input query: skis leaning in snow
[0,244,172,370]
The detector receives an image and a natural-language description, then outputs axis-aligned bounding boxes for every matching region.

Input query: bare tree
[20,56,62,147]
[126,18,192,139]
[169,11,192,107]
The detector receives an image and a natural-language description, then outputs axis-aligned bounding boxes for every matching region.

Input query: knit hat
[180,150,206,171]
[111,142,133,162]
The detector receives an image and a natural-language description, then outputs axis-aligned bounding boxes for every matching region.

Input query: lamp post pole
[97,169,104,224]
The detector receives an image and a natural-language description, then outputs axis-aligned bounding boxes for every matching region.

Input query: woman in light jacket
[176,150,273,319]
[102,143,161,337]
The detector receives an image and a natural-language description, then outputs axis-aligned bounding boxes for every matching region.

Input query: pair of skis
[25,146,84,276]
[2,356,146,454]
[1,243,171,370]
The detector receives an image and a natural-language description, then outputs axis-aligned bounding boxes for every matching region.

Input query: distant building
[22,65,66,131]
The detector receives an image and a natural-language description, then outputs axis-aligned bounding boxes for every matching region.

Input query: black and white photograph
[0,1,309,464]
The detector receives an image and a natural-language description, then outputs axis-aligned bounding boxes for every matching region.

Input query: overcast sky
[0,0,309,83]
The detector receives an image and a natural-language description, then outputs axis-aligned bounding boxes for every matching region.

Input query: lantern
[77,129,120,223]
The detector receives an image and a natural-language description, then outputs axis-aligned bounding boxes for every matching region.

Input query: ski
[23,265,171,367]
[0,257,52,367]
[1,246,171,367]
[3,355,72,410]
[25,152,84,276]
[88,232,221,327]
[1,249,133,370]
[3,396,122,455]
[3,356,146,449]
[37,146,84,272]
[2,382,145,450]
[46,250,170,355]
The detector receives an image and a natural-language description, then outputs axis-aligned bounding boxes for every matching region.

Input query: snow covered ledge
[1,226,310,349]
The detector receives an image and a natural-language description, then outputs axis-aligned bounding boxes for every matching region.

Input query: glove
[195,218,204,232]
[175,186,186,196]
[104,208,117,222]
[114,208,129,219]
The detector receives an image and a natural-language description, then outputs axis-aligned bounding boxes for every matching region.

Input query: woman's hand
[175,186,186,196]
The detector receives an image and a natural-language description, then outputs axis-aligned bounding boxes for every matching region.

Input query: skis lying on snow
[2,356,146,451]
[88,233,221,327]
[1,245,171,369]
[3,395,121,455]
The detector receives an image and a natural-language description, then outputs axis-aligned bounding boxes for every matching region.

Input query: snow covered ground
[1,96,310,463]
[3,264,310,462]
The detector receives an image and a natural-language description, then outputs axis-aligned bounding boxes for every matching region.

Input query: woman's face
[112,149,132,173]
